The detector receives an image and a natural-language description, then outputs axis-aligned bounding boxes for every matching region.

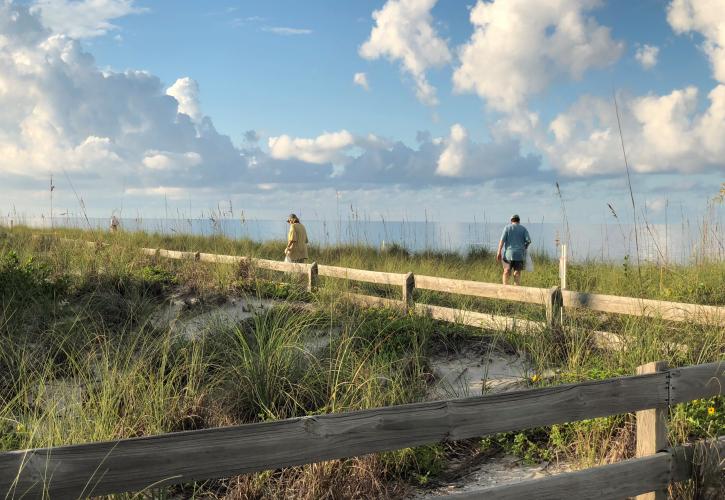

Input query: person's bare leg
[513,270,521,286]
[502,268,510,285]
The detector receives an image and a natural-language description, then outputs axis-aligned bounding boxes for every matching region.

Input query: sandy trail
[412,454,571,497]
[148,295,571,495]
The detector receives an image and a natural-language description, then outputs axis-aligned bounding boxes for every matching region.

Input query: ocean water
[7,215,720,264]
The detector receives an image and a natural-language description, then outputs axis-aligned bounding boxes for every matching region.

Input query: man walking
[109,213,120,233]
[284,213,309,263]
[496,214,531,286]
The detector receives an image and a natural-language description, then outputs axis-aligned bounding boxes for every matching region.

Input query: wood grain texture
[317,265,407,286]
[158,249,196,260]
[444,453,671,500]
[346,290,623,353]
[252,258,311,274]
[347,292,623,351]
[415,275,548,305]
[416,302,545,332]
[345,292,404,309]
[194,253,311,273]
[449,436,725,500]
[669,362,725,404]
[403,272,415,311]
[636,361,669,500]
[562,290,725,326]
[0,372,668,498]
[197,253,246,265]
[308,262,318,292]
[545,287,563,330]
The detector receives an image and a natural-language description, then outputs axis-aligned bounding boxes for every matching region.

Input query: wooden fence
[0,362,722,498]
[128,243,725,332]
[46,237,724,355]
[48,237,725,329]
[447,437,724,499]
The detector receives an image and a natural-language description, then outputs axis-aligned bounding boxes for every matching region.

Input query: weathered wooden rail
[51,237,725,329]
[0,362,721,498]
[130,243,724,329]
[445,437,725,500]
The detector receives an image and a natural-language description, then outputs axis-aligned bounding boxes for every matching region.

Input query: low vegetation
[0,226,722,499]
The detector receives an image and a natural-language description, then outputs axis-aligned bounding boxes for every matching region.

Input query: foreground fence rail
[1,362,722,498]
[444,437,725,500]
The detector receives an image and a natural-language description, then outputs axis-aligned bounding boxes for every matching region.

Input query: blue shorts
[503,258,524,272]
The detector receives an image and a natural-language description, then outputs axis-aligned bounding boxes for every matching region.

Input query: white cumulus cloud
[535,1,725,179]
[353,72,370,91]
[635,44,660,70]
[668,0,725,83]
[167,77,203,124]
[268,130,356,165]
[453,0,623,113]
[0,3,242,188]
[432,123,543,180]
[359,0,451,106]
[540,1,725,177]
[30,0,145,39]
[544,85,725,176]
[142,151,202,171]
[436,124,467,177]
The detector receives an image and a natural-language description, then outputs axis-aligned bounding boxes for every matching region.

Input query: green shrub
[135,265,177,294]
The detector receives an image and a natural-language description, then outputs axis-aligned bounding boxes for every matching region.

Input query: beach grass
[0,224,722,498]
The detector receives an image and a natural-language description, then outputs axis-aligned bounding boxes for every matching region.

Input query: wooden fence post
[559,244,567,290]
[403,272,415,312]
[636,360,669,500]
[308,262,318,292]
[546,286,563,331]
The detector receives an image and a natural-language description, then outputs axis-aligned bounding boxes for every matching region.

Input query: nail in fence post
[308,262,318,292]
[546,286,563,331]
[635,360,669,500]
[403,272,415,313]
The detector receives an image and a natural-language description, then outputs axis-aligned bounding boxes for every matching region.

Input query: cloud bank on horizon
[0,0,723,220]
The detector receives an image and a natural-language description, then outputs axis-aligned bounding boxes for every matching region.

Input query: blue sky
[85,0,714,143]
[87,1,478,142]
[1,0,724,224]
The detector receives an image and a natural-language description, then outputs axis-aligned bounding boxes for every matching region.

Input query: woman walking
[284,214,309,263]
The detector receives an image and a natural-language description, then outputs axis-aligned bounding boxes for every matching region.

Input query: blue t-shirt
[501,223,531,261]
